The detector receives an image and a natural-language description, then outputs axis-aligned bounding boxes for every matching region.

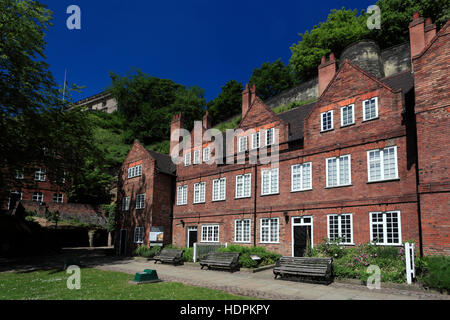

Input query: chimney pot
[318,53,337,96]
[413,12,420,20]
[329,52,336,61]
[425,17,432,26]
[321,56,326,64]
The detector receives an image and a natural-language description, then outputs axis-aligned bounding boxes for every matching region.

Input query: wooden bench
[200,252,240,272]
[153,249,184,265]
[273,256,333,283]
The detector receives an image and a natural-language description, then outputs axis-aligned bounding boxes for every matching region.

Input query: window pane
[383,148,396,179]
[327,159,337,187]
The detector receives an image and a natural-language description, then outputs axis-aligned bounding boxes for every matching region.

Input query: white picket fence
[405,242,416,284]
[193,242,228,263]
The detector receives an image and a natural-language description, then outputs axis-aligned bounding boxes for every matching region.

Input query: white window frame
[122,196,130,211]
[327,214,354,244]
[340,104,355,127]
[326,155,352,187]
[363,97,379,121]
[235,173,251,198]
[176,185,188,205]
[212,178,226,201]
[15,170,24,180]
[261,168,279,195]
[32,192,44,202]
[184,152,191,166]
[265,128,275,146]
[136,193,146,209]
[34,168,46,181]
[201,224,219,243]
[238,136,247,153]
[291,162,312,192]
[260,218,279,243]
[127,164,142,179]
[320,110,334,132]
[52,193,64,203]
[193,150,201,164]
[234,219,251,243]
[369,211,402,246]
[134,226,144,244]
[203,147,210,162]
[193,182,206,204]
[251,132,260,149]
[367,146,399,182]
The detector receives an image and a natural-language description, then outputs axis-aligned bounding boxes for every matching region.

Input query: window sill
[176,203,187,206]
[234,241,251,244]
[259,242,280,244]
[212,199,226,202]
[235,196,251,200]
[193,202,206,205]
[367,178,400,184]
[320,128,334,133]
[370,243,402,246]
[260,192,280,197]
[362,117,379,123]
[325,184,353,189]
[291,188,313,193]
[340,122,355,128]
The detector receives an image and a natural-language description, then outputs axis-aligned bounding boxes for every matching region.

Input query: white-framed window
[201,225,219,242]
[327,214,353,244]
[193,182,206,203]
[122,196,130,211]
[212,178,226,201]
[341,104,355,127]
[34,168,46,181]
[184,152,191,166]
[176,185,188,205]
[261,168,279,195]
[291,163,312,191]
[136,193,146,209]
[235,173,251,198]
[53,193,64,203]
[15,169,24,180]
[134,227,144,244]
[193,150,201,164]
[235,219,251,243]
[203,147,210,162]
[127,164,142,178]
[367,146,398,182]
[238,136,247,153]
[32,192,44,202]
[370,211,401,245]
[265,128,274,146]
[251,132,260,149]
[363,97,378,121]
[321,110,333,132]
[260,218,279,243]
[326,155,351,187]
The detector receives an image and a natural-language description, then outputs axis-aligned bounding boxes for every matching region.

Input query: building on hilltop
[74,90,118,113]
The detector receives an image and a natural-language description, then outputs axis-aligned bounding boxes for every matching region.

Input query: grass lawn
[0,268,252,300]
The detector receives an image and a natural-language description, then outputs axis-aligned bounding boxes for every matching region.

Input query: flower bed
[218,245,281,268]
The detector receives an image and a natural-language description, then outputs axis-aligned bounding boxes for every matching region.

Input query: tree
[207,80,243,125]
[289,8,369,80]
[0,0,103,200]
[249,59,297,100]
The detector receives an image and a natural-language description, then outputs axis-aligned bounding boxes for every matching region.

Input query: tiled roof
[380,70,414,95]
[146,149,176,175]
[277,102,316,141]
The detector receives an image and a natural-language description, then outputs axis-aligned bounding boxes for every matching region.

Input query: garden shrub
[417,255,450,292]
[133,245,161,258]
[218,245,281,268]
[182,247,193,262]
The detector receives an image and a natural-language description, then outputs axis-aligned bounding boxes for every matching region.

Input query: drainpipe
[253,163,257,247]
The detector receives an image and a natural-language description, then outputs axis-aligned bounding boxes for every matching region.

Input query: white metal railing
[193,242,228,263]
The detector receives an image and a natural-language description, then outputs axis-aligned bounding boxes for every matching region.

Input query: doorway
[291,216,313,257]
[187,226,197,248]
[119,229,127,256]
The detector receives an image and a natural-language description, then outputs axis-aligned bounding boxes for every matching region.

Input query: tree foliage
[249,59,297,100]
[206,80,243,125]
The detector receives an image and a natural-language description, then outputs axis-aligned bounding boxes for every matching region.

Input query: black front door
[188,229,197,248]
[119,229,127,256]
[293,226,311,257]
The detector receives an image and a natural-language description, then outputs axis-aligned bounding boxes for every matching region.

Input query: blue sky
[42,0,375,102]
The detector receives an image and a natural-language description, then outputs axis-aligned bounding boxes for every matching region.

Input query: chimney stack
[170,113,184,156]
[242,84,251,119]
[318,53,337,96]
[424,17,437,45]
[409,12,426,58]
[203,110,211,130]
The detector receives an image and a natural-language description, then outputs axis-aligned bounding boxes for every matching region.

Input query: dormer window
[321,110,333,132]
[363,97,378,121]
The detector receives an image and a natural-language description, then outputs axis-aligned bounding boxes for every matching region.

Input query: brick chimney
[203,110,212,129]
[409,12,426,58]
[318,53,337,96]
[170,113,184,156]
[424,17,437,45]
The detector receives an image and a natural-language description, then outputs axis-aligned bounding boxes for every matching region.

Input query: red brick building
[168,15,449,256]
[115,140,176,255]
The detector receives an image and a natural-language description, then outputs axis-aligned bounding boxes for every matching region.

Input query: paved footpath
[92,258,449,300]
